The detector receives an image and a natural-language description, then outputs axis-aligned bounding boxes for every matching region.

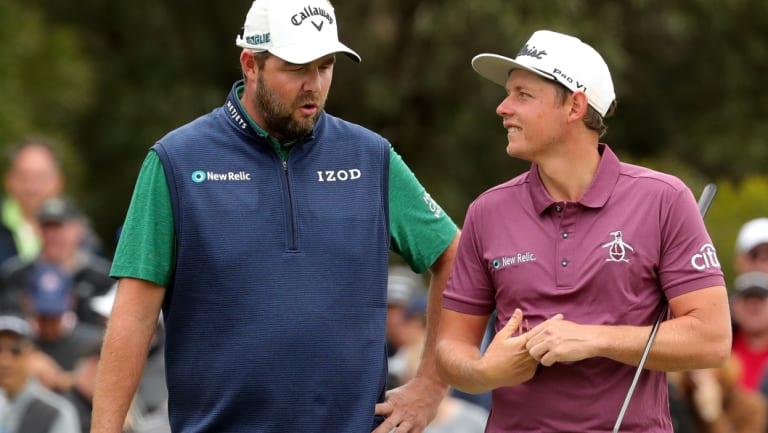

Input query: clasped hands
[479,308,594,389]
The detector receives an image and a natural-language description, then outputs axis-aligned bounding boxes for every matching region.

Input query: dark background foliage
[2,0,767,283]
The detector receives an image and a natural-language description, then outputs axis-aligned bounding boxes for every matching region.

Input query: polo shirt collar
[529,143,620,214]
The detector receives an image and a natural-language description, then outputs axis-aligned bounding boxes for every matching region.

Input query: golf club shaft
[612,183,718,433]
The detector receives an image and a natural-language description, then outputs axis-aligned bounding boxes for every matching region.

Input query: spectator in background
[0,140,64,266]
[734,218,768,274]
[0,313,80,433]
[61,339,102,433]
[386,265,421,389]
[730,271,768,393]
[22,263,103,385]
[0,196,113,324]
[89,284,170,433]
[386,267,493,410]
[400,294,489,433]
[668,355,766,433]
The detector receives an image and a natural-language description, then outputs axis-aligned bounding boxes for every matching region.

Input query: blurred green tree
[5,0,766,267]
[0,0,92,190]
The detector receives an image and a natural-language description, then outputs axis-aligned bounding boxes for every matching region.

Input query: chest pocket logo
[602,230,634,263]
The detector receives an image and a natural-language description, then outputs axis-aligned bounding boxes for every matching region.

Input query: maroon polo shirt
[443,144,724,433]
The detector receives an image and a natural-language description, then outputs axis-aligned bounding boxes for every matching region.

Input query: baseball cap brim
[236,36,361,64]
[738,286,768,297]
[0,315,32,339]
[272,41,361,64]
[471,53,555,87]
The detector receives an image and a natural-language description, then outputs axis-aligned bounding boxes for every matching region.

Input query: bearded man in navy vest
[90,1,460,432]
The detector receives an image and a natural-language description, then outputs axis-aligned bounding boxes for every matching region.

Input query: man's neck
[4,376,29,400]
[536,139,601,202]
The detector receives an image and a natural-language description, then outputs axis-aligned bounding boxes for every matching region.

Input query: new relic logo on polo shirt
[492,252,537,270]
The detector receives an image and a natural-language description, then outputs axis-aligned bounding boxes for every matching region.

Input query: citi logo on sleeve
[690,243,721,271]
[191,170,253,183]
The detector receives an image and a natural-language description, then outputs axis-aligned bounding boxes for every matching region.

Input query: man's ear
[568,91,589,121]
[239,50,259,80]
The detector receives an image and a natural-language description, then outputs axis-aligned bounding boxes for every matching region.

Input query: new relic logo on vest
[191,170,253,183]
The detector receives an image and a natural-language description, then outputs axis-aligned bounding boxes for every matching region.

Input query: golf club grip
[697,183,718,216]
[613,183,717,433]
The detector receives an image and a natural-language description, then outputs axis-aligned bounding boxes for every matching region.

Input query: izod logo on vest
[316,169,362,182]
[191,170,253,183]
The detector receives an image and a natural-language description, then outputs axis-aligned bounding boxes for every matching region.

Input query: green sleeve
[388,145,458,273]
[110,151,175,286]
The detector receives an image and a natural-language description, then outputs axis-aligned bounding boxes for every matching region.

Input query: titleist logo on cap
[517,44,548,60]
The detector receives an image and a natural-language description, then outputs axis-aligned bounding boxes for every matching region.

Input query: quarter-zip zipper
[282,159,299,251]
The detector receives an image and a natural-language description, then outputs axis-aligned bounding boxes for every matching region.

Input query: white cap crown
[472,30,615,116]
[235,0,360,64]
[736,217,768,253]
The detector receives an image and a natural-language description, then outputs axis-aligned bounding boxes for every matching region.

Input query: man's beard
[256,73,323,141]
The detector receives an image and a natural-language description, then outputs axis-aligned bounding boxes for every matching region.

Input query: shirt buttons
[561,259,569,267]
[555,205,563,212]
[562,232,569,239]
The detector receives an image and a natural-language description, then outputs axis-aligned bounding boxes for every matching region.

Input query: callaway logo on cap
[235,0,360,64]
[471,30,615,116]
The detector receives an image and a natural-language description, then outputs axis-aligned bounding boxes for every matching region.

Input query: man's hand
[476,308,539,388]
[28,349,72,391]
[689,369,723,422]
[372,375,447,433]
[525,314,595,366]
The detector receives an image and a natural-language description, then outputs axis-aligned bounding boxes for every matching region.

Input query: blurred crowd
[385,266,490,433]
[1,139,768,433]
[0,140,168,433]
[668,217,768,433]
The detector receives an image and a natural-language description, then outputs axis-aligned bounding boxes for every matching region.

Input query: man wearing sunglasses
[0,314,80,433]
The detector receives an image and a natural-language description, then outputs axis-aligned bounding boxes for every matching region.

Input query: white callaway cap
[235,0,360,64]
[472,30,615,116]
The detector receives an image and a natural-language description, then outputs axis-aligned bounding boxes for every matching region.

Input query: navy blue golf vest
[152,82,391,433]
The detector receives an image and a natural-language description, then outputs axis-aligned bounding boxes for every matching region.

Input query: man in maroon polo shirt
[435,30,732,433]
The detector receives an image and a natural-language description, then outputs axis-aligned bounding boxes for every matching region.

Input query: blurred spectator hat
[90,283,117,320]
[471,29,615,116]
[405,293,428,320]
[387,266,423,307]
[735,217,768,253]
[27,263,73,316]
[235,0,360,64]
[733,271,768,297]
[0,314,32,339]
[37,196,82,224]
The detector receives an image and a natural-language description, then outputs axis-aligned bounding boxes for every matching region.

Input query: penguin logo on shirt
[602,230,634,263]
